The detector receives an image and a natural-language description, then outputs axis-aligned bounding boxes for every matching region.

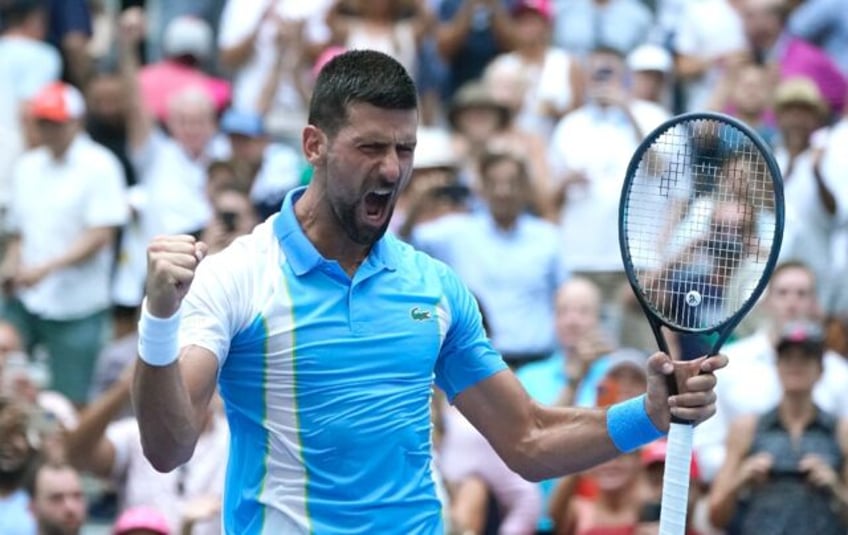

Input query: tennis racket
[618,112,784,535]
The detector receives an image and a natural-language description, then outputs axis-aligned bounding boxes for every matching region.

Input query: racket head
[619,112,784,347]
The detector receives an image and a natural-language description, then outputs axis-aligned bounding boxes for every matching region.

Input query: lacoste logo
[410,307,432,321]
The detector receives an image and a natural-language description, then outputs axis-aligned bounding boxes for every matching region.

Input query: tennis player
[133,50,726,534]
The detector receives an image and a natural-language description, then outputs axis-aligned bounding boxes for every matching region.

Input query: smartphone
[219,211,238,233]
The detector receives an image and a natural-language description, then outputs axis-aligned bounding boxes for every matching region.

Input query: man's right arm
[133,235,218,472]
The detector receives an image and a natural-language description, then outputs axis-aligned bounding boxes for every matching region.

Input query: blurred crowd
[1,0,848,534]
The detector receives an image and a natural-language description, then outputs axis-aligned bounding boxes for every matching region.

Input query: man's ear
[303,125,327,167]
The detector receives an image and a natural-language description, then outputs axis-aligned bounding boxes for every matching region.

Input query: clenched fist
[145,235,207,318]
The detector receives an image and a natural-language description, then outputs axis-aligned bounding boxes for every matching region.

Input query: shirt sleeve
[105,418,138,480]
[178,239,255,366]
[434,263,507,402]
[218,0,263,48]
[84,150,129,228]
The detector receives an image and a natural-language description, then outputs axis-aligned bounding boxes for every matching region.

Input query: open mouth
[363,190,393,223]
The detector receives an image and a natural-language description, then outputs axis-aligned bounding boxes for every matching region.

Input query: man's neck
[295,186,370,276]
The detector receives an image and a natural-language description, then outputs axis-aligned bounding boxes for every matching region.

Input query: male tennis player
[133,50,727,534]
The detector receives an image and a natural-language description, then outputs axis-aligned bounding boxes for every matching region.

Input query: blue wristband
[606,394,666,453]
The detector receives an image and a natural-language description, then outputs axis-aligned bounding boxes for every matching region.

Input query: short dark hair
[308,49,418,137]
[0,0,44,30]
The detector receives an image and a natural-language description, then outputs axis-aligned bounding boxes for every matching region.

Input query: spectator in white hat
[137,13,232,123]
[627,43,674,110]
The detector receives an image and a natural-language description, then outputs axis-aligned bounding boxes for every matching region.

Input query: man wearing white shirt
[693,261,848,482]
[673,0,747,112]
[0,82,129,405]
[548,47,668,343]
[112,12,228,307]
[771,78,838,310]
[0,0,62,215]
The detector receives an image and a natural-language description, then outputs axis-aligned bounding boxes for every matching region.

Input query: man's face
[228,133,267,166]
[86,75,126,127]
[166,102,216,157]
[777,103,820,143]
[311,102,418,246]
[481,157,527,226]
[36,119,76,155]
[776,344,823,393]
[766,267,817,326]
[742,0,783,50]
[31,466,86,535]
[0,404,33,480]
[555,281,601,349]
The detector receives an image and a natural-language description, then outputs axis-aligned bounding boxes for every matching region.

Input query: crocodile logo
[410,307,432,321]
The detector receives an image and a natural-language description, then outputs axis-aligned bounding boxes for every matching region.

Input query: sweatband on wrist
[138,300,181,367]
[606,394,666,453]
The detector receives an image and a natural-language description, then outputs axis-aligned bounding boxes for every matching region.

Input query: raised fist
[145,235,207,318]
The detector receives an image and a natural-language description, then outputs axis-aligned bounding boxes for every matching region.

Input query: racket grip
[659,422,693,535]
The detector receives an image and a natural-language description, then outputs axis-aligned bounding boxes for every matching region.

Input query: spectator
[547,355,650,535]
[27,462,87,535]
[0,82,128,405]
[706,61,778,146]
[113,9,227,307]
[626,43,674,109]
[200,185,260,255]
[138,14,232,123]
[739,0,847,117]
[672,0,747,112]
[708,320,848,534]
[218,108,302,219]
[88,305,139,405]
[447,80,513,187]
[771,77,838,308]
[551,0,653,60]
[0,398,40,535]
[0,0,62,209]
[412,148,566,367]
[435,0,517,99]
[392,126,470,239]
[693,261,848,482]
[64,367,228,535]
[548,46,668,336]
[217,0,333,135]
[787,0,848,75]
[85,66,136,187]
[44,0,93,87]
[818,104,848,315]
[485,0,585,138]
[326,0,434,81]
[519,277,600,533]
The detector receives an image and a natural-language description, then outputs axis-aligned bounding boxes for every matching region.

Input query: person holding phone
[708,320,848,534]
[200,186,259,255]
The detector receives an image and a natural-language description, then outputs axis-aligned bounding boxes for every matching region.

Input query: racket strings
[624,118,778,331]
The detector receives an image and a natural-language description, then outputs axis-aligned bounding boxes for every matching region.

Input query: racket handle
[659,422,693,535]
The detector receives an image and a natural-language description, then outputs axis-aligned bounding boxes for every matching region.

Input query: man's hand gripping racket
[618,112,784,534]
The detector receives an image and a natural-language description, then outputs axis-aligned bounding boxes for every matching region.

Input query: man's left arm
[454,353,724,482]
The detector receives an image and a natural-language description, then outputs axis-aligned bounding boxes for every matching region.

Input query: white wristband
[138,300,181,367]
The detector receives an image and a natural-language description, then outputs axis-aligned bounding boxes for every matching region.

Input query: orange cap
[29,82,85,122]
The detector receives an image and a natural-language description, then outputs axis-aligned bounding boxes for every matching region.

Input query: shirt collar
[273,186,398,277]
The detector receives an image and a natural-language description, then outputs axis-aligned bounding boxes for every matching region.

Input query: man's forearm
[513,404,622,481]
[132,360,204,472]
[45,227,115,272]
